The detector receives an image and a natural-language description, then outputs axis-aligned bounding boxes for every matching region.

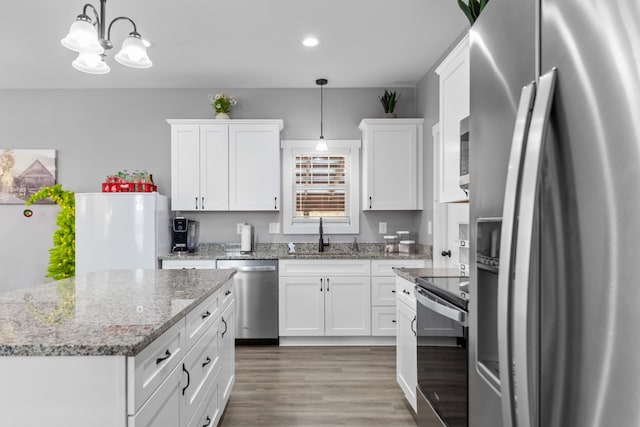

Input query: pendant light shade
[61,15,104,54]
[61,1,152,74]
[72,53,110,74]
[316,78,329,151]
[114,33,152,68]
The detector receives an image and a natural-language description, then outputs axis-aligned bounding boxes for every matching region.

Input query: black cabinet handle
[274,196,278,210]
[221,317,228,338]
[392,319,396,323]
[369,196,372,209]
[391,290,396,293]
[402,289,411,295]
[326,278,330,292]
[201,197,205,210]
[225,290,232,296]
[320,278,323,292]
[411,315,417,337]
[201,310,211,319]
[203,416,212,427]
[202,356,212,368]
[441,250,452,257]
[155,349,171,364]
[182,363,190,395]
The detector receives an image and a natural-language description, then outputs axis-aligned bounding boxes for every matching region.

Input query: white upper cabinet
[360,118,424,210]
[168,119,284,212]
[435,34,470,203]
[228,123,281,211]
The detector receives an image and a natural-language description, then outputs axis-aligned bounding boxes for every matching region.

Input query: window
[282,140,360,234]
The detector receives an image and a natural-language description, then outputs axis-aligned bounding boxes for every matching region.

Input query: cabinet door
[219,301,235,408]
[278,276,325,336]
[437,35,470,203]
[171,124,201,211]
[228,124,280,211]
[324,276,371,336]
[363,123,420,210]
[199,124,229,211]
[128,363,183,427]
[396,299,417,412]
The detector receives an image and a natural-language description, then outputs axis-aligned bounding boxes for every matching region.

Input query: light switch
[379,222,387,234]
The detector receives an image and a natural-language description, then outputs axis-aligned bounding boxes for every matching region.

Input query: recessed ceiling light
[302,37,320,47]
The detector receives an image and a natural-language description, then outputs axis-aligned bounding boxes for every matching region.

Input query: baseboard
[278,336,396,346]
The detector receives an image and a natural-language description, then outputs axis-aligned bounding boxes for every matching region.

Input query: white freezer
[75,193,171,276]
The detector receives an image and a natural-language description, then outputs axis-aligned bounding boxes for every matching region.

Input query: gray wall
[0,87,421,244]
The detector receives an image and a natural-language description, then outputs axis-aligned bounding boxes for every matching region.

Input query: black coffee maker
[172,217,199,253]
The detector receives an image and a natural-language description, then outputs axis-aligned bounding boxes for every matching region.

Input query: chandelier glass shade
[61,0,152,74]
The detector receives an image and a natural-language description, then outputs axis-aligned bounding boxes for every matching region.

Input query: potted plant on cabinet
[457,0,490,25]
[378,89,399,118]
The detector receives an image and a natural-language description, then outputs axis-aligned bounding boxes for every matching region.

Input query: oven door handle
[415,287,467,326]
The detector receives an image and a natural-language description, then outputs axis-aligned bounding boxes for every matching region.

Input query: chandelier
[61,0,152,74]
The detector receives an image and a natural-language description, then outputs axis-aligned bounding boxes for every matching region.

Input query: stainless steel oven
[416,274,469,427]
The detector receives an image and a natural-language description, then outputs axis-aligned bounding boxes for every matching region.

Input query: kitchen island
[0,269,236,427]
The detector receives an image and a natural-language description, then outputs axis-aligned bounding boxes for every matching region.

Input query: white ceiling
[0,0,468,89]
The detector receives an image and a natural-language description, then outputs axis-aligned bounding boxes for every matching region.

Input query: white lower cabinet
[127,286,233,427]
[396,277,417,413]
[278,260,371,337]
[371,259,426,336]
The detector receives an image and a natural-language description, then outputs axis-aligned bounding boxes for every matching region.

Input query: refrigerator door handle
[497,81,537,427]
[513,68,557,427]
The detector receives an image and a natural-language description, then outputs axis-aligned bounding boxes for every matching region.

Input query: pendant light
[315,78,329,151]
[61,0,152,74]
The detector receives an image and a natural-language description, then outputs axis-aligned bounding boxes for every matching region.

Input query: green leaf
[457,0,475,25]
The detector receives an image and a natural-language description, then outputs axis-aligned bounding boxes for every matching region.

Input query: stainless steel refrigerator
[469,0,640,426]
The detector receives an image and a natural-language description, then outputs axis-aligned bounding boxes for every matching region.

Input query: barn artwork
[0,149,56,204]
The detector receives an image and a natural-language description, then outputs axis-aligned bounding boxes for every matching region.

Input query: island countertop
[0,269,235,357]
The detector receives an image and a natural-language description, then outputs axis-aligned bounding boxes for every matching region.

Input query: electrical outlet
[236,223,244,234]
[269,223,280,234]
[379,222,387,234]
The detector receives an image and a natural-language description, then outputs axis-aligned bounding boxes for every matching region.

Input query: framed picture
[0,149,56,204]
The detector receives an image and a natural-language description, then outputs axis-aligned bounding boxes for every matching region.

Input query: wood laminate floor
[220,345,441,427]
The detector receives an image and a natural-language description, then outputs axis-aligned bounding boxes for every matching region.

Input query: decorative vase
[384,112,397,118]
[216,112,230,119]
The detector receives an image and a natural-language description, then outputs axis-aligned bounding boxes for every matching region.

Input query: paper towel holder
[240,223,253,253]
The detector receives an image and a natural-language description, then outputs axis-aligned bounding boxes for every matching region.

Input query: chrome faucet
[318,217,330,252]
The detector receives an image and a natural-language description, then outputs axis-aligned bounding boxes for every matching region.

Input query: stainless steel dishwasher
[216,259,278,344]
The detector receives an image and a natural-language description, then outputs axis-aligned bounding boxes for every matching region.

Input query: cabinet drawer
[372,277,397,306]
[279,259,370,277]
[128,361,183,427]
[162,259,216,269]
[220,279,234,311]
[184,318,221,425]
[371,259,425,276]
[396,277,416,309]
[372,306,397,336]
[188,378,221,427]
[127,319,186,415]
[185,292,220,349]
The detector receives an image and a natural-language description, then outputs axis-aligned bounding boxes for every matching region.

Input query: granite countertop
[162,242,432,261]
[0,269,235,357]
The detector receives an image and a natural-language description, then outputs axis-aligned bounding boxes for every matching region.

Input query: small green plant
[208,93,238,114]
[378,90,399,114]
[457,0,490,25]
[26,184,75,280]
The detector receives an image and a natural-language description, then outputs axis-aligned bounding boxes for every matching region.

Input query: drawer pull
[391,290,396,293]
[201,311,212,319]
[203,416,212,427]
[221,317,228,338]
[155,349,171,364]
[411,315,417,336]
[392,320,396,323]
[182,364,190,396]
[225,290,232,296]
[202,356,212,368]
[402,289,411,295]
